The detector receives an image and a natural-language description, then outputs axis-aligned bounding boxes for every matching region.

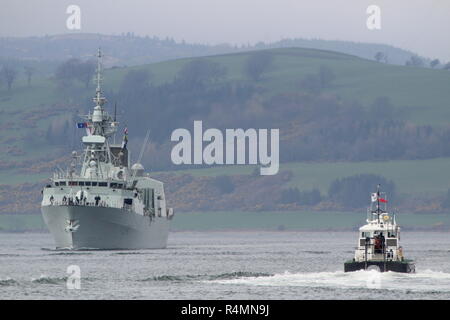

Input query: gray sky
[1,0,449,61]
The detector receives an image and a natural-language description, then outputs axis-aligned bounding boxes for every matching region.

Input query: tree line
[0,64,37,91]
[374,51,450,69]
[279,174,395,209]
[0,58,96,92]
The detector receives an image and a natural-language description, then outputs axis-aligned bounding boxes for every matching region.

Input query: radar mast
[93,48,107,107]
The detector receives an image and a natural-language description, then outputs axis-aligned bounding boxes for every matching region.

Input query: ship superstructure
[344,185,415,273]
[41,49,174,249]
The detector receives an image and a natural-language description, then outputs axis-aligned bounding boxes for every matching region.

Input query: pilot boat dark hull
[344,260,415,273]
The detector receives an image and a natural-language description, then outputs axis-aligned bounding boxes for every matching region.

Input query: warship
[41,49,174,250]
[344,185,415,273]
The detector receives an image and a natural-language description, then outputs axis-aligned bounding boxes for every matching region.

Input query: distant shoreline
[1,211,449,233]
[0,228,449,233]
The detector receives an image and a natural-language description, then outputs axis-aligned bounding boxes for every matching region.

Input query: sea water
[0,231,449,299]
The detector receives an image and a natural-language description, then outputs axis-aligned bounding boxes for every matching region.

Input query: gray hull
[41,205,170,250]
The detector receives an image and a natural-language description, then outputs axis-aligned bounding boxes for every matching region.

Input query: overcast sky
[1,0,449,61]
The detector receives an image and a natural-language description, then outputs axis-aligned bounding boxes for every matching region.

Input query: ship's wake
[208,269,450,292]
[139,271,272,282]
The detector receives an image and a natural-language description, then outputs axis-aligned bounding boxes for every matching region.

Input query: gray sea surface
[0,231,449,299]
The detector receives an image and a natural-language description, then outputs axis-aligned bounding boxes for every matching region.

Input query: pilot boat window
[117,184,123,189]
[69,181,78,186]
[59,181,66,186]
[388,231,396,238]
[85,181,91,186]
[110,183,118,188]
[54,182,59,186]
[92,182,98,186]
[386,239,397,246]
[79,181,85,186]
[361,232,370,238]
[99,182,108,187]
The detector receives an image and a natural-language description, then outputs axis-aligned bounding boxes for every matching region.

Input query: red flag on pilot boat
[379,198,388,203]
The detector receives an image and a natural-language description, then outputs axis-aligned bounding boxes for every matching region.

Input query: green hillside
[3,157,450,200]
[2,47,450,121]
[1,47,450,180]
[98,48,450,125]
[156,157,450,197]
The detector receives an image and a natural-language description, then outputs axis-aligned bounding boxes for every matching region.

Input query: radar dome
[131,163,145,177]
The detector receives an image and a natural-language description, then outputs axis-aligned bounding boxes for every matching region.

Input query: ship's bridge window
[54,182,59,186]
[60,181,66,186]
[79,181,85,186]
[69,181,78,186]
[117,184,123,189]
[99,182,108,187]
[110,183,118,188]
[85,181,91,186]
[388,232,397,238]
[361,232,371,238]
[92,182,98,186]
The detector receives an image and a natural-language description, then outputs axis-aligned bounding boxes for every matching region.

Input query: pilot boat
[344,185,415,273]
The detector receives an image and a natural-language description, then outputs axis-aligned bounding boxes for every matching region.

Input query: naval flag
[371,193,388,203]
[77,122,93,135]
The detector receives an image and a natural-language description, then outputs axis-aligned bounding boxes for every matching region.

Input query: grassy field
[1,211,449,232]
[158,158,450,196]
[283,158,450,196]
[103,47,450,125]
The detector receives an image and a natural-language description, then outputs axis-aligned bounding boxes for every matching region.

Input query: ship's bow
[41,205,169,250]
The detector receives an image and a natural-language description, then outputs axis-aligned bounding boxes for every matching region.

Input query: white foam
[209,269,450,292]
